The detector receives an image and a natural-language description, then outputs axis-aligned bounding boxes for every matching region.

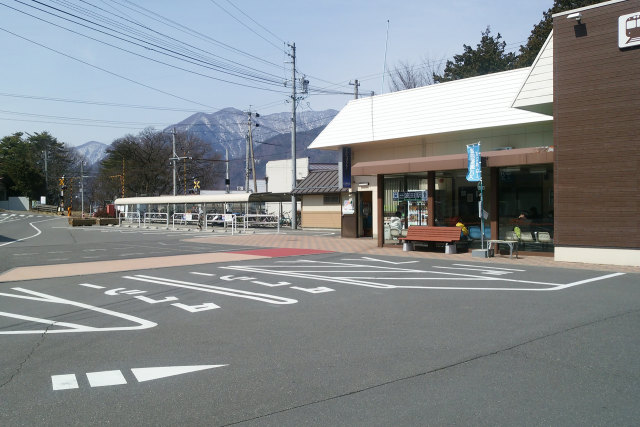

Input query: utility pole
[225,148,230,194]
[349,79,360,99]
[288,42,298,229]
[171,127,177,196]
[80,161,84,217]
[169,128,190,195]
[247,110,259,193]
[245,133,250,193]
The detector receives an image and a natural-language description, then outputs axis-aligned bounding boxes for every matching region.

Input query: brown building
[308,0,639,267]
[553,0,640,265]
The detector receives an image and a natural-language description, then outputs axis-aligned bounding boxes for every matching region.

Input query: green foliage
[433,27,517,83]
[516,0,603,67]
[0,131,71,201]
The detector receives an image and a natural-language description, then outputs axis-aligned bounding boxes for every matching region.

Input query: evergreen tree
[516,0,603,67]
[433,27,516,83]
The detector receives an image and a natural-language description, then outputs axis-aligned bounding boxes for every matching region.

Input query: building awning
[292,170,344,195]
[351,146,554,176]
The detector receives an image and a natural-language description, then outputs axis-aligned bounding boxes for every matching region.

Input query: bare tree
[388,57,444,92]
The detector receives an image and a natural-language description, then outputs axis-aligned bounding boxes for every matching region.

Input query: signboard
[619,12,640,49]
[466,142,482,182]
[341,147,352,188]
[392,190,427,202]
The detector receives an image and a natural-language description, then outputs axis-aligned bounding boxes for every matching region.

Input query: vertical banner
[341,147,352,188]
[466,142,481,182]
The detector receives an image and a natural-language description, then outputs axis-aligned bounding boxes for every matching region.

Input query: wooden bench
[398,226,462,252]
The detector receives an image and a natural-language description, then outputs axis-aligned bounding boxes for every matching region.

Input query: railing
[143,212,169,227]
[242,213,280,232]
[119,211,141,226]
[172,212,200,228]
[205,213,237,234]
[32,204,58,213]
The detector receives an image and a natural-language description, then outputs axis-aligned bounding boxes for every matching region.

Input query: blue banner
[341,147,352,188]
[466,143,481,182]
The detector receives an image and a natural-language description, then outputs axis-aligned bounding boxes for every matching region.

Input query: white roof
[309,68,552,149]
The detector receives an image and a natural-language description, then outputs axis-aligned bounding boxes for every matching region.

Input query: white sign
[618,12,640,49]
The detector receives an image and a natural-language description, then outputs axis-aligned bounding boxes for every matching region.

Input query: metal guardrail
[119,211,141,226]
[242,213,280,232]
[33,204,58,213]
[143,212,169,227]
[205,213,237,234]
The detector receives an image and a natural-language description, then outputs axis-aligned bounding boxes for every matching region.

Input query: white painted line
[434,267,512,275]
[52,374,79,390]
[12,253,38,256]
[124,275,298,305]
[78,283,105,289]
[86,370,127,387]
[0,217,58,247]
[452,263,526,272]
[48,251,72,254]
[553,272,626,290]
[190,272,216,276]
[0,288,157,334]
[131,365,227,382]
[343,257,420,264]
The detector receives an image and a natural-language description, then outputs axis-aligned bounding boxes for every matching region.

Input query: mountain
[74,140,108,165]
[73,108,339,188]
[170,107,337,162]
[168,108,338,188]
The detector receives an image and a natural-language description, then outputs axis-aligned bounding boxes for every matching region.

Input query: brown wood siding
[302,211,341,229]
[553,1,640,249]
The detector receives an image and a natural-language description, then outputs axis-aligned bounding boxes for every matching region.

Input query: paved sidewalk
[186,231,640,274]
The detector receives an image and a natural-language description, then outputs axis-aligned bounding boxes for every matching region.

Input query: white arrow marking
[52,374,79,390]
[87,370,127,387]
[131,365,227,382]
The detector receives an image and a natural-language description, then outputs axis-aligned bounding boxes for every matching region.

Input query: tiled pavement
[188,231,640,274]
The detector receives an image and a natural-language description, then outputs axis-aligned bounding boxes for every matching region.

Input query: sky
[0,0,554,146]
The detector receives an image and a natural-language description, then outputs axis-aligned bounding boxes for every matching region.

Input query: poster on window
[342,196,354,215]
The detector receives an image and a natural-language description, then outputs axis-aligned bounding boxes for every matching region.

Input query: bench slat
[398,226,461,243]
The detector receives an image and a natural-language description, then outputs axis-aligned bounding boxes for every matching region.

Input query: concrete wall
[0,197,29,211]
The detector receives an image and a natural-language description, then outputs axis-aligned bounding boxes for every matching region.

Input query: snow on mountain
[74,140,108,165]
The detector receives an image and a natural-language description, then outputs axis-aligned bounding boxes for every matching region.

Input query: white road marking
[343,256,419,264]
[52,374,79,390]
[190,272,216,276]
[131,365,227,382]
[78,283,105,289]
[451,263,526,272]
[86,370,127,387]
[123,275,298,305]
[0,217,58,247]
[172,302,220,312]
[0,288,156,334]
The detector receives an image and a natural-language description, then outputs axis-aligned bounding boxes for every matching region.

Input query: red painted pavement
[228,248,333,257]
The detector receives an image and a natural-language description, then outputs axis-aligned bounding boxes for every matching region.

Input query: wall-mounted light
[358,182,369,186]
[567,12,582,22]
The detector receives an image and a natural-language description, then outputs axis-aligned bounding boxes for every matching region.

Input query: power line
[11,0,287,88]
[0,24,216,109]
[208,0,284,52]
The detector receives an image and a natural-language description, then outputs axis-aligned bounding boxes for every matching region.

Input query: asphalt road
[1,212,639,426]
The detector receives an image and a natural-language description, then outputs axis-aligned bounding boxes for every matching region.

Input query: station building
[308,0,639,267]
